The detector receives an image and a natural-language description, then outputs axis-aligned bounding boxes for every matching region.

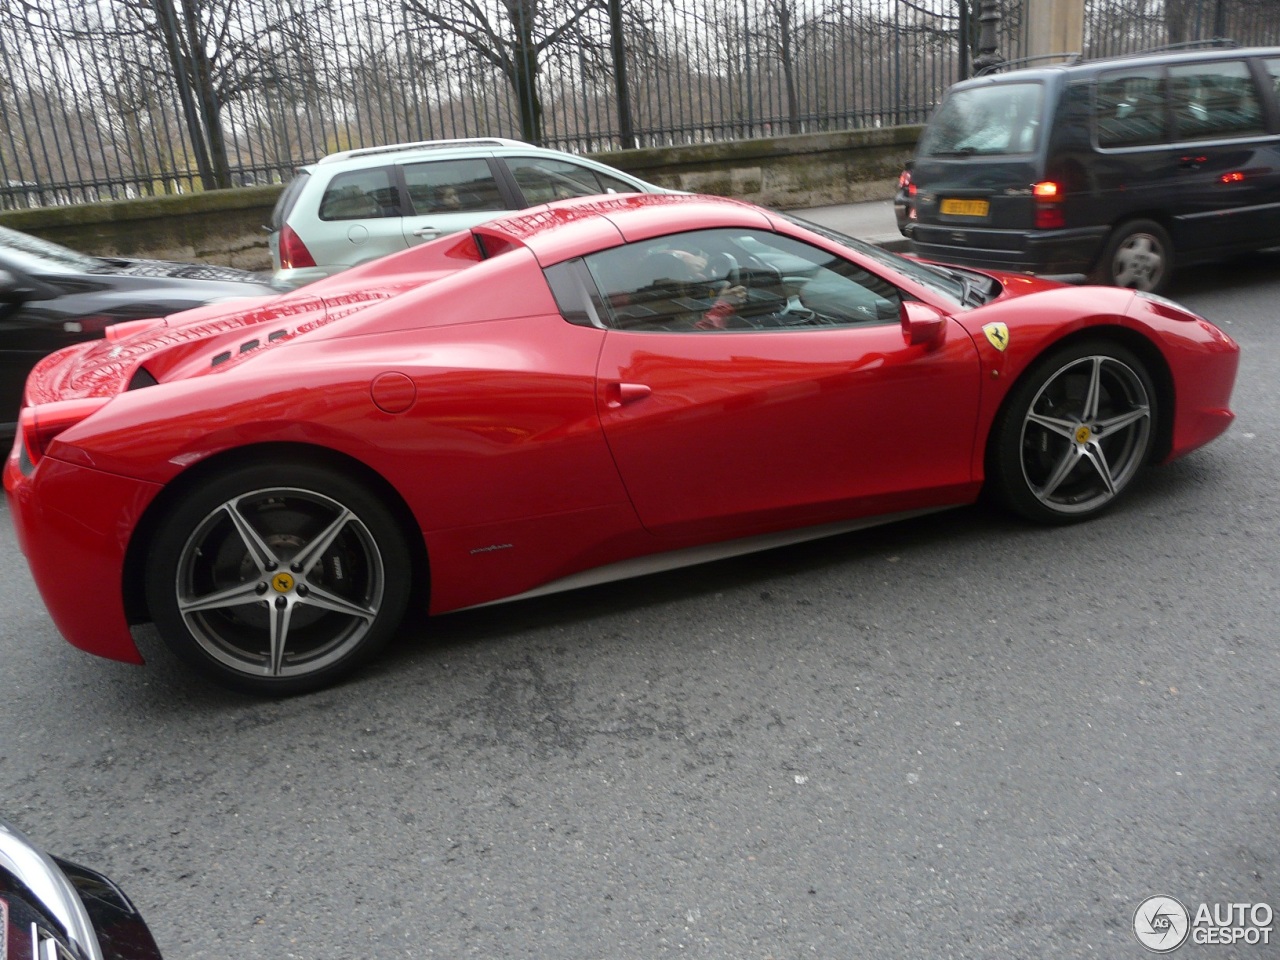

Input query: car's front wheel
[988,341,1157,524]
[145,463,412,694]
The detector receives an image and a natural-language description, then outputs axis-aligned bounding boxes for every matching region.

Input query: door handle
[606,382,651,408]
[411,226,441,238]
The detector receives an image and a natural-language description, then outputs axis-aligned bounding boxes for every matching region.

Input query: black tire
[1092,219,1173,294]
[144,463,412,695]
[988,340,1157,524]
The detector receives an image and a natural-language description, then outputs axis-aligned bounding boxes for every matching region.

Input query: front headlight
[1134,290,1206,322]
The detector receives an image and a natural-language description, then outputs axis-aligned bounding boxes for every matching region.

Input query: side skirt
[460,505,954,610]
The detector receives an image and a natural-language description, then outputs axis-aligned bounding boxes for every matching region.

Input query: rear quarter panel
[47,252,645,612]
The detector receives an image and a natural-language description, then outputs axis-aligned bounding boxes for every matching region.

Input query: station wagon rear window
[918,82,1044,157]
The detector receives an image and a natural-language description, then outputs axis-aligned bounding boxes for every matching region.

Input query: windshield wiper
[921,263,995,306]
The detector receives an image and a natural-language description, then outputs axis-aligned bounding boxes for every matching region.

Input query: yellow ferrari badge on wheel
[983,322,1010,352]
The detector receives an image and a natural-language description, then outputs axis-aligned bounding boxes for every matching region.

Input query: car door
[1091,65,1181,224]
[1164,56,1280,255]
[581,227,983,539]
[398,157,514,246]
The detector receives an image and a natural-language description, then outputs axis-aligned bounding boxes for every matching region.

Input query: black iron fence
[0,0,1275,210]
[1085,0,1280,58]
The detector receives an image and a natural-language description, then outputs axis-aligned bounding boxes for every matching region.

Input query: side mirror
[900,300,948,347]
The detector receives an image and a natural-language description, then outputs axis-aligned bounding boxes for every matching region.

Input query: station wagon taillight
[279,224,317,269]
[1033,180,1064,229]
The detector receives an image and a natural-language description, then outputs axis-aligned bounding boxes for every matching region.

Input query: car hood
[96,257,269,284]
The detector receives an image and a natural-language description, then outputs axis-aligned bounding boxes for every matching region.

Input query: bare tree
[17,0,329,190]
[398,0,612,144]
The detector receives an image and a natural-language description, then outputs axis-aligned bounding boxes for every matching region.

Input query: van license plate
[940,198,989,217]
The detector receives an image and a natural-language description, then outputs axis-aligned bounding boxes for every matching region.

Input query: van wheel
[1093,220,1172,294]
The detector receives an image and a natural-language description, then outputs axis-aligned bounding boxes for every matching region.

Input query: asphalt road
[2,251,1278,959]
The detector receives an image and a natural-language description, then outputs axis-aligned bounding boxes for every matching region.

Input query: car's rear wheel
[988,340,1156,524]
[145,463,411,695]
[1093,219,1172,293]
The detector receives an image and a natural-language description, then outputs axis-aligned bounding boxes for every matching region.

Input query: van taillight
[898,170,916,196]
[18,398,110,466]
[279,224,316,269]
[1033,181,1064,229]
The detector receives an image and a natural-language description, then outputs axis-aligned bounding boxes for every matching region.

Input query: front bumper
[1162,319,1241,463]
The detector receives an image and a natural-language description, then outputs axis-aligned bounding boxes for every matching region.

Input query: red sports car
[4,194,1239,694]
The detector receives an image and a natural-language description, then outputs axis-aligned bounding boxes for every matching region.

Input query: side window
[318,167,399,220]
[1265,58,1280,103]
[1096,67,1167,147]
[401,158,506,215]
[506,156,631,205]
[1169,60,1265,141]
[582,228,901,333]
[544,258,608,328]
[595,170,643,194]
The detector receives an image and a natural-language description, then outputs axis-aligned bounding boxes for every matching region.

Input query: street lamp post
[972,0,1003,75]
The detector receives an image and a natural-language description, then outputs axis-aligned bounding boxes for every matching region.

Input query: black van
[895,44,1280,293]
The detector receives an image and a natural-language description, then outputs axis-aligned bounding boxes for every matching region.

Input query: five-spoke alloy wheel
[990,341,1157,523]
[146,464,411,694]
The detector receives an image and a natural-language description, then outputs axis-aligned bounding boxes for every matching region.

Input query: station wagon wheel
[145,464,411,694]
[989,340,1156,524]
[1094,219,1172,294]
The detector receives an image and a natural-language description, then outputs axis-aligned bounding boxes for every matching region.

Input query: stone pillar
[1026,0,1085,59]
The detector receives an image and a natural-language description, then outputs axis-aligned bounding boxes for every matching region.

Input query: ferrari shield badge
[983,322,1010,352]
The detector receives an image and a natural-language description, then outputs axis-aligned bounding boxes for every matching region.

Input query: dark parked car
[896,43,1280,293]
[0,225,277,434]
[1,816,163,960]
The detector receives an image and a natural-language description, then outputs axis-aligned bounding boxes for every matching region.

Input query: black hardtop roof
[956,42,1280,88]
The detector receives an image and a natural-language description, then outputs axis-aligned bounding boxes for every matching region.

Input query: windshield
[0,224,100,274]
[919,82,1044,157]
[782,214,967,306]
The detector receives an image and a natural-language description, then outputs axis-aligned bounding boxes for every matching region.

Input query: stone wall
[0,125,921,272]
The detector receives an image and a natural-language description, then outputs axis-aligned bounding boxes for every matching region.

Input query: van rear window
[919,83,1043,157]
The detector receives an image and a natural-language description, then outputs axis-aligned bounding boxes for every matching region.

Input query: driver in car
[660,247,748,329]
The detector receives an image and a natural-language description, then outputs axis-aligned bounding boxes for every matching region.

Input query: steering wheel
[707,252,741,288]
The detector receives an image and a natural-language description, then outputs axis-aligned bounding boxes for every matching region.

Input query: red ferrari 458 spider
[4,193,1239,694]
